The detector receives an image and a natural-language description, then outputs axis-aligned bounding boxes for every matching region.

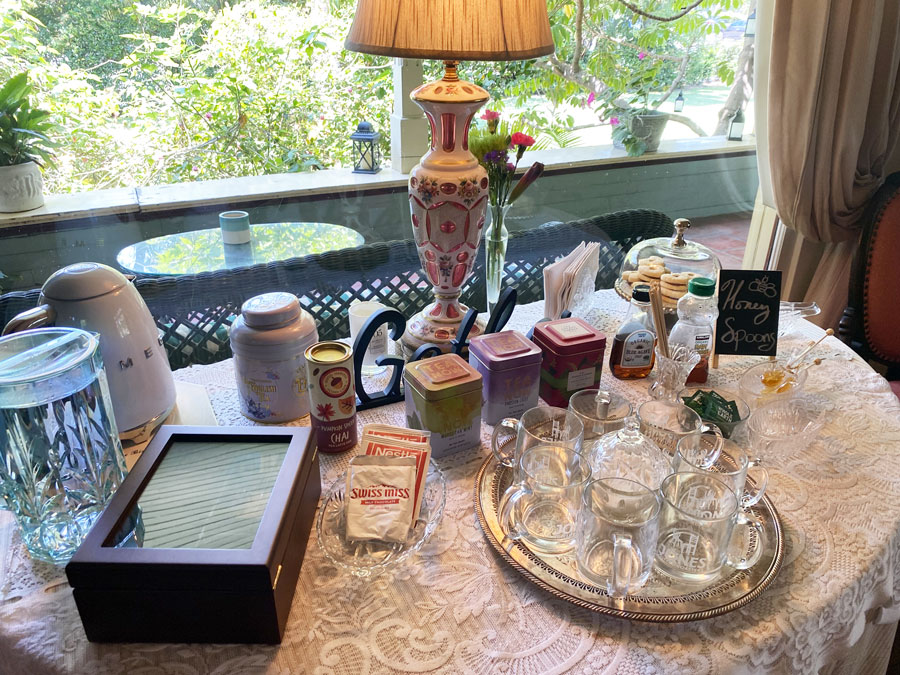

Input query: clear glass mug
[499,445,592,555]
[490,406,584,469]
[576,477,661,597]
[0,328,129,564]
[568,389,633,446]
[673,436,769,508]
[655,472,764,584]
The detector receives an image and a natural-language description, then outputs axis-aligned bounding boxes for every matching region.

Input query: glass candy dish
[738,360,809,409]
[779,301,821,337]
[317,460,446,577]
[748,397,825,457]
[590,415,671,490]
[616,218,722,311]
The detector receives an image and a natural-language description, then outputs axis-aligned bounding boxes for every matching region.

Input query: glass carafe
[589,415,671,490]
[0,328,128,564]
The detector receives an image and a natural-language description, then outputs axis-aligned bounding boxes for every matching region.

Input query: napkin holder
[66,425,320,644]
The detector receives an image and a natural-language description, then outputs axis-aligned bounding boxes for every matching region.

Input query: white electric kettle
[3,262,176,442]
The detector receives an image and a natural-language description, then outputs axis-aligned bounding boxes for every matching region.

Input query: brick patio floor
[686,212,752,269]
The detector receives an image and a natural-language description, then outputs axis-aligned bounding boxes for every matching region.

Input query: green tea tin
[403,354,482,458]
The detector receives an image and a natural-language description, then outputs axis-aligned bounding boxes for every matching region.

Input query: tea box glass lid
[617,218,721,307]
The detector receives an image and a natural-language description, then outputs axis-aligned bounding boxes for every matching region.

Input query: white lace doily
[2,290,900,675]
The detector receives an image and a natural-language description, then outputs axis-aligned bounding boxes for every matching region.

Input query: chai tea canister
[403,353,482,458]
[305,341,358,453]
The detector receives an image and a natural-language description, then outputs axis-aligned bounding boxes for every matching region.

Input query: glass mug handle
[491,417,520,468]
[609,532,641,599]
[726,511,765,570]
[741,458,769,508]
[498,483,531,542]
[696,423,724,468]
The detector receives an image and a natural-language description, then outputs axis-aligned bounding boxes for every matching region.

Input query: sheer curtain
[756,0,900,327]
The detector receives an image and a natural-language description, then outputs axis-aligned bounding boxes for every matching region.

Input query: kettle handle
[2,304,56,336]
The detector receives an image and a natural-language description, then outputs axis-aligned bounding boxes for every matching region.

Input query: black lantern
[673,90,685,113]
[744,10,756,38]
[728,108,745,141]
[351,121,381,174]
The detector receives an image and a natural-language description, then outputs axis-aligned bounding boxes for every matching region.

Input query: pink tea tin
[531,318,607,407]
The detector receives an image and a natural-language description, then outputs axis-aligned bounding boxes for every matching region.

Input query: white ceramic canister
[230,292,318,423]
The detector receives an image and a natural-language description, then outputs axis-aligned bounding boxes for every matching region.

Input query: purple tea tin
[468,330,542,425]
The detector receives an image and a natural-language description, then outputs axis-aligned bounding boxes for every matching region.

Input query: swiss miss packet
[344,455,417,543]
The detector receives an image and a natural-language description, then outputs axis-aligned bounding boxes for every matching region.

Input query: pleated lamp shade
[345,0,555,61]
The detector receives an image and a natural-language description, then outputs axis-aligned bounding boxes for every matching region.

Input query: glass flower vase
[485,201,510,312]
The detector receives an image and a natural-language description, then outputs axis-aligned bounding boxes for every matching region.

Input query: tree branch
[665,112,707,136]
[615,0,705,22]
[572,0,584,74]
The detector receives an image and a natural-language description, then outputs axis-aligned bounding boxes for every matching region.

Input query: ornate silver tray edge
[474,455,785,623]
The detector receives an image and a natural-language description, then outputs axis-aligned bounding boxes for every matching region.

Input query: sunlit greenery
[0,0,749,191]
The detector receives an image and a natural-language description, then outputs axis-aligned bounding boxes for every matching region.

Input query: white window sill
[0,136,755,230]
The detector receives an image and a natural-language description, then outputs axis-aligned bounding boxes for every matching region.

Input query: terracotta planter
[0,162,44,213]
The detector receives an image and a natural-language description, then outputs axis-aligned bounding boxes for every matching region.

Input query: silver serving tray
[474,455,784,622]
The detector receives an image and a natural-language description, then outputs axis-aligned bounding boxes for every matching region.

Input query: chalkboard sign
[714,269,782,357]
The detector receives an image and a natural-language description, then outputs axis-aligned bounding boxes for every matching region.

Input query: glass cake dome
[617,217,722,309]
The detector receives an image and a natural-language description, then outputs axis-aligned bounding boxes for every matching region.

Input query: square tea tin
[469,330,542,425]
[531,318,607,407]
[65,425,319,644]
[404,353,482,458]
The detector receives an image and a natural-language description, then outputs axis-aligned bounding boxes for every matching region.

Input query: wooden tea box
[65,426,319,644]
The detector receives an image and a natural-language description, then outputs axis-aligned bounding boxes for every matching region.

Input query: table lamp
[345,0,554,355]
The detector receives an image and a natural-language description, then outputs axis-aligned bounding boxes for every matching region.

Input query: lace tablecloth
[2,289,900,675]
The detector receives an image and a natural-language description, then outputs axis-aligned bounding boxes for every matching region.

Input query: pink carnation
[481,110,501,121]
[510,132,535,148]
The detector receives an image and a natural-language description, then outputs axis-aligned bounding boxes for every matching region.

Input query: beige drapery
[759,0,900,327]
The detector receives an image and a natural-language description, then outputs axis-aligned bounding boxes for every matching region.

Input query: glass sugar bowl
[589,415,671,491]
[616,217,722,313]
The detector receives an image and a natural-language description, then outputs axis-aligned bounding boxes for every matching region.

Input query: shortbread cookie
[660,271,697,288]
[661,286,687,301]
[626,271,643,284]
[637,255,665,267]
[637,264,667,280]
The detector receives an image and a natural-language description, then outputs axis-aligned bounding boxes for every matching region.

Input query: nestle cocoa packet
[361,423,431,526]
[345,455,416,543]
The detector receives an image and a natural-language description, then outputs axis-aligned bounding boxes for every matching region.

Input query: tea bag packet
[361,423,431,526]
[345,455,416,543]
[362,423,431,445]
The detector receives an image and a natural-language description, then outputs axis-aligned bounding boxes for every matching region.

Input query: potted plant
[0,73,55,213]
[600,52,671,156]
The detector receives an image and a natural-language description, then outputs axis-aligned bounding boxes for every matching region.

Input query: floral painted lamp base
[400,63,490,356]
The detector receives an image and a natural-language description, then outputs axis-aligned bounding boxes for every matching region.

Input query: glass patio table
[116,221,364,275]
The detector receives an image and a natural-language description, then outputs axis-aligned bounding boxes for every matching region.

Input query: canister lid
[404,353,482,401]
[532,317,606,355]
[0,327,100,407]
[469,330,542,371]
[241,292,302,329]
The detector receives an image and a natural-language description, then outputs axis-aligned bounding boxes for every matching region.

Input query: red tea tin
[531,318,607,407]
[304,341,358,453]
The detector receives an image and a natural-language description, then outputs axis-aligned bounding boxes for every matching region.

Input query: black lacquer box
[66,425,320,644]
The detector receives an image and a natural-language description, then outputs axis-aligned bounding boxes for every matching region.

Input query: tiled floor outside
[686,212,752,269]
